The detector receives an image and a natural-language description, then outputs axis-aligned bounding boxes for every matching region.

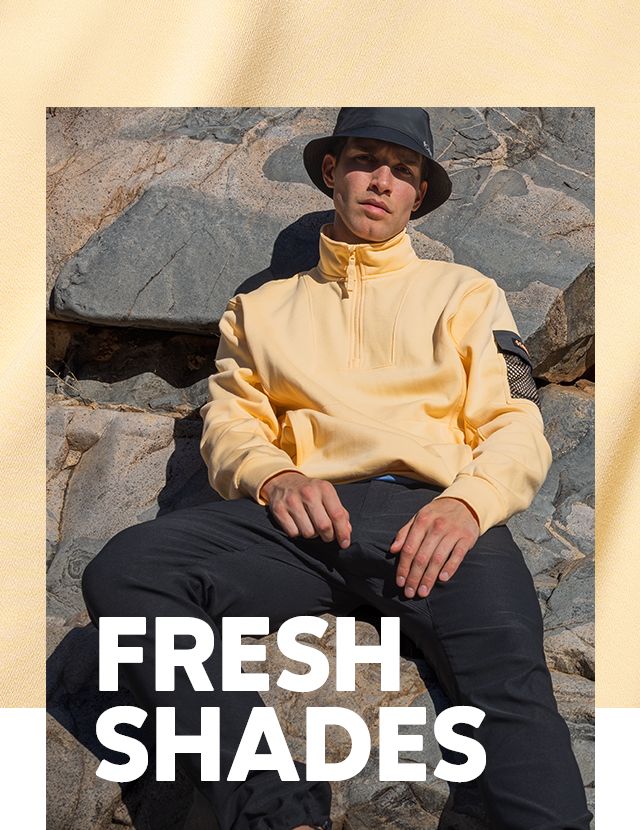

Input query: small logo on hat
[422,140,432,157]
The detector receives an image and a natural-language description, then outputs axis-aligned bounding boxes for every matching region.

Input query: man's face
[321,137,428,245]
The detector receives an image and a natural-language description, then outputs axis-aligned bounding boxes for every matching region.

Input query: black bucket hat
[303,107,452,219]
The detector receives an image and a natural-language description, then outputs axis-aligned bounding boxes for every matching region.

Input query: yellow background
[0,0,636,708]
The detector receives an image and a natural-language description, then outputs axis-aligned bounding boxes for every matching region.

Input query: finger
[291,481,332,540]
[296,481,348,544]
[394,520,420,587]
[438,544,468,582]
[403,534,440,598]
[392,520,413,587]
[302,481,351,546]
[417,536,468,597]
[320,484,351,548]
[286,495,321,539]
[296,482,336,542]
[270,500,306,538]
[390,520,411,553]
[403,518,457,597]
[396,513,435,592]
[305,499,336,542]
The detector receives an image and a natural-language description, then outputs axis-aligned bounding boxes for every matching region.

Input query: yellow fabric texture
[0,0,637,709]
[201,227,551,535]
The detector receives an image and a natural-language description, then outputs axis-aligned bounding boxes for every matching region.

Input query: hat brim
[303,130,452,220]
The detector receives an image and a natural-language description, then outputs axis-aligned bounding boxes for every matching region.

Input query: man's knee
[82,521,158,621]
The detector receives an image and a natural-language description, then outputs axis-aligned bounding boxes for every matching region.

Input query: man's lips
[360,200,390,215]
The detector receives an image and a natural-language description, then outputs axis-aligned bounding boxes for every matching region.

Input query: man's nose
[370,164,393,192]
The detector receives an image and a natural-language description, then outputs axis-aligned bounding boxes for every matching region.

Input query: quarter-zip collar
[317,224,418,293]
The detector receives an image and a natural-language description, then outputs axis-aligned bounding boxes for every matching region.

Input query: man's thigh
[83,496,357,628]
[329,480,546,697]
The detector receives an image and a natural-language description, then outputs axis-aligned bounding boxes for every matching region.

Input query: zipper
[345,247,357,294]
[345,247,364,369]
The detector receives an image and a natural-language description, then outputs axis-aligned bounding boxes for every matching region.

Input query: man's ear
[322,153,337,189]
[413,180,428,212]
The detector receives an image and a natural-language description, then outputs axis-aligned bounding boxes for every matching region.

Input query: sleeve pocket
[493,330,540,407]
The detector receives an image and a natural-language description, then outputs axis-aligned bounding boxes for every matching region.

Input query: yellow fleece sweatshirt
[200,226,552,534]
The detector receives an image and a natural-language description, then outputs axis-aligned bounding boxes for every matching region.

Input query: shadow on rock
[234,210,334,295]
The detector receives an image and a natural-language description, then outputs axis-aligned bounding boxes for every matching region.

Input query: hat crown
[333,107,434,158]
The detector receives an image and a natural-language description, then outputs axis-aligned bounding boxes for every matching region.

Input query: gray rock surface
[508,384,594,579]
[46,402,219,616]
[53,186,323,334]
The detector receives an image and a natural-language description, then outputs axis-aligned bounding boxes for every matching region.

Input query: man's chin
[332,212,405,245]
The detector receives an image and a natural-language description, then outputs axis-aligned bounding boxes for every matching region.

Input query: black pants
[82,480,591,830]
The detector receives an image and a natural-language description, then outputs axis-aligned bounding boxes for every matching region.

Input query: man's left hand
[391,498,480,598]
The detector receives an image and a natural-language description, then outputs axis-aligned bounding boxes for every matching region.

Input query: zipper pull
[346,249,356,293]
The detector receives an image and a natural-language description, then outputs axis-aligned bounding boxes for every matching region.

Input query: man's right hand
[260,472,352,549]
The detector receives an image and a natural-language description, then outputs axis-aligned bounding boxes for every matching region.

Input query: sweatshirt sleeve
[433,279,553,534]
[200,297,301,501]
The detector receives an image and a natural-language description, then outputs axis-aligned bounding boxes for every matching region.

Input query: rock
[174,107,284,144]
[343,782,440,829]
[46,322,219,414]
[508,509,572,578]
[332,752,452,828]
[47,537,110,618]
[542,386,595,521]
[424,107,594,382]
[53,186,307,334]
[533,573,558,602]
[550,670,594,724]
[47,107,337,309]
[46,402,219,616]
[46,598,594,829]
[504,108,595,209]
[544,555,595,632]
[509,385,595,696]
[544,623,595,680]
[45,611,446,830]
[508,384,594,577]
[47,711,122,830]
[44,386,594,823]
[506,265,594,382]
[575,379,595,397]
[430,107,595,383]
[48,372,210,413]
[567,721,595,788]
[241,617,429,765]
[47,613,207,830]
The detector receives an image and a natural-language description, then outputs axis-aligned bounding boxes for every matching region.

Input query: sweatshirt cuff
[433,475,508,535]
[234,456,303,504]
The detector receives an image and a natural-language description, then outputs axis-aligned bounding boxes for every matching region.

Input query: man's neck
[325,222,405,247]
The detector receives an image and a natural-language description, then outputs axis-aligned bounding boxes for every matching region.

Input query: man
[83,108,592,830]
